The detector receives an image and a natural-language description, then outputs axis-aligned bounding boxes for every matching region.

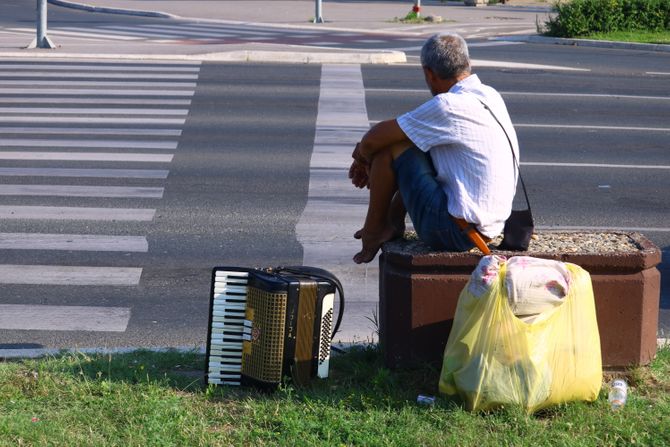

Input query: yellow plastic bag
[438,256,602,414]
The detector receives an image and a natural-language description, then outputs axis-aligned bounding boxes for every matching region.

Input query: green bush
[545,0,670,37]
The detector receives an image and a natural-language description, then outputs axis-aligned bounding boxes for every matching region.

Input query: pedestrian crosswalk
[0,58,200,333]
[3,20,423,48]
[1,17,537,48]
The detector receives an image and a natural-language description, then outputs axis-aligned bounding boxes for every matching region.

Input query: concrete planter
[379,232,661,369]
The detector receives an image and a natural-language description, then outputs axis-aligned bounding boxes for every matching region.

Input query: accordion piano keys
[207,270,250,386]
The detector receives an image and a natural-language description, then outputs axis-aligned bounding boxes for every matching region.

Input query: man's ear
[423,66,438,84]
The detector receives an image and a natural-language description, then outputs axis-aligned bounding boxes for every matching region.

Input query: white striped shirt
[397,74,519,238]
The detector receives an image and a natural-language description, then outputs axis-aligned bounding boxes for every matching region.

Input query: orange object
[453,218,491,255]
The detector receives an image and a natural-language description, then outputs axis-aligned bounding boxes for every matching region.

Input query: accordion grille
[319,307,333,364]
[243,286,287,384]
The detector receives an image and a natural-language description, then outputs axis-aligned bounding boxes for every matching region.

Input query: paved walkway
[1,1,666,62]
[48,0,553,31]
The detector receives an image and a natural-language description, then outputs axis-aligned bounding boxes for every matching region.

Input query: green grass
[582,30,670,44]
[1,346,669,446]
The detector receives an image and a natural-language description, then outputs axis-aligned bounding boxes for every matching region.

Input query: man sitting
[349,33,519,264]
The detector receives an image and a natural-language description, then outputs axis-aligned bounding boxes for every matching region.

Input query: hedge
[545,0,670,37]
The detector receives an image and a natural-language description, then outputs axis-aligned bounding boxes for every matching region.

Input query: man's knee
[389,141,414,160]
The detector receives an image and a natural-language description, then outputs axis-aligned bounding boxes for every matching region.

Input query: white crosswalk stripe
[0,304,131,332]
[0,233,149,252]
[0,152,174,162]
[2,19,535,47]
[4,21,411,47]
[0,58,200,332]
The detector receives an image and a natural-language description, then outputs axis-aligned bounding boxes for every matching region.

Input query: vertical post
[28,0,57,49]
[414,0,421,18]
[314,0,324,23]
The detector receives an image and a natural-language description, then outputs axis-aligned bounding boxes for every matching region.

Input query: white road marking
[0,206,155,221]
[91,25,187,39]
[502,91,670,101]
[0,72,198,80]
[0,127,182,136]
[0,88,194,96]
[0,152,173,162]
[0,117,185,124]
[0,98,191,105]
[0,265,142,286]
[0,184,164,198]
[6,27,139,41]
[165,23,278,36]
[0,58,199,335]
[522,162,670,170]
[1,80,197,88]
[0,63,201,71]
[401,59,589,71]
[516,124,670,131]
[0,304,131,331]
[0,233,148,252]
[0,139,178,149]
[366,89,670,101]
[0,167,169,178]
[130,24,238,38]
[386,42,526,51]
[297,64,376,343]
[0,107,187,115]
[369,119,670,132]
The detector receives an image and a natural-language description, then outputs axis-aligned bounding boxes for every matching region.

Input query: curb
[0,50,407,64]
[0,346,205,360]
[497,34,670,53]
[48,0,177,19]
[1,339,667,360]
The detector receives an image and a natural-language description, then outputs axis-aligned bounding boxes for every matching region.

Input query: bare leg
[354,192,405,240]
[353,143,409,264]
[389,191,407,235]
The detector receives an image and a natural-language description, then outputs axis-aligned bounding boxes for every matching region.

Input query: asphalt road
[0,40,668,352]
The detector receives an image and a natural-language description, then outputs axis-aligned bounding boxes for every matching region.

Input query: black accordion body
[205,267,337,389]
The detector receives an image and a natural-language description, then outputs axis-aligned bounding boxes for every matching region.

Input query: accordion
[205,266,341,389]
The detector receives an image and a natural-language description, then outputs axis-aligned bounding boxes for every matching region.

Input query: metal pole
[314,0,324,23]
[28,0,57,49]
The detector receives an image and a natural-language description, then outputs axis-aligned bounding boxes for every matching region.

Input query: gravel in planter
[389,231,644,256]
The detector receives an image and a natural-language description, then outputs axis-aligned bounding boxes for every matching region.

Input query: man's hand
[349,159,369,188]
[349,143,370,188]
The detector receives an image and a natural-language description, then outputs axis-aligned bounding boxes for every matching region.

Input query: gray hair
[420,34,471,80]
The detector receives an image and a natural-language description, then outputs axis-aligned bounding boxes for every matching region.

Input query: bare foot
[354,223,405,240]
[353,226,399,264]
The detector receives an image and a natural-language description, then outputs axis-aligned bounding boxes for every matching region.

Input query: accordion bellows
[205,267,335,389]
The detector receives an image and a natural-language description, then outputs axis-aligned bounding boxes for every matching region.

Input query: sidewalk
[0,0,552,63]
[48,0,553,31]
[5,0,667,63]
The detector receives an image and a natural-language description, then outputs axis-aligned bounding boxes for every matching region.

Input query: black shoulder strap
[274,265,344,341]
[477,99,531,213]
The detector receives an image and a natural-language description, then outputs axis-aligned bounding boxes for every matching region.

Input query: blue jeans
[393,146,473,252]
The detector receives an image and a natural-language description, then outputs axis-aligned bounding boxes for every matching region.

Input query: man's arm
[355,119,411,162]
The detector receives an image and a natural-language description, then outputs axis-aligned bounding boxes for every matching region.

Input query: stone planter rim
[381,231,661,273]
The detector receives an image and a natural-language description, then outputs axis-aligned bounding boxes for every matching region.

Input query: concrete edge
[48,0,178,19]
[496,34,670,53]
[0,345,205,359]
[1,339,666,360]
[0,49,407,64]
